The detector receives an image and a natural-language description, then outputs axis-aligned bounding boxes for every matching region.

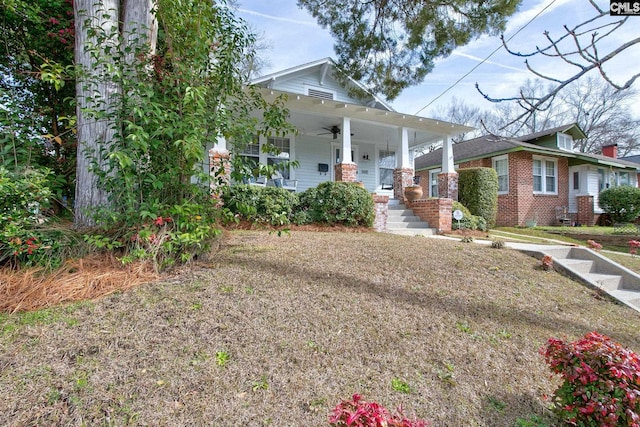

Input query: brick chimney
[602,144,618,158]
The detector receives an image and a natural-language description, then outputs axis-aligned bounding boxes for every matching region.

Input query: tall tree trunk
[122,0,157,63]
[73,0,157,228]
[74,0,120,228]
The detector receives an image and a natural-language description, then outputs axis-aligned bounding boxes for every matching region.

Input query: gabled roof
[516,123,587,142]
[250,58,394,111]
[415,128,639,171]
[620,155,640,165]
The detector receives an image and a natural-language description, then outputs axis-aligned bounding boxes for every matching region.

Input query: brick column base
[407,198,453,232]
[577,195,595,226]
[209,149,230,190]
[335,162,358,182]
[437,172,458,200]
[373,194,389,231]
[393,167,414,201]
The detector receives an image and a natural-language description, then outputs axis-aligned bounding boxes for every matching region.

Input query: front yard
[1,231,639,426]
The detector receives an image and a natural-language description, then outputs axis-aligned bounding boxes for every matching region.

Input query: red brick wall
[459,152,569,227]
[407,198,453,232]
[577,195,595,226]
[437,172,458,200]
[373,194,389,231]
[335,163,358,182]
[393,167,414,201]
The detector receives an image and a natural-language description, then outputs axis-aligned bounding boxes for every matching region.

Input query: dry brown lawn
[1,230,639,426]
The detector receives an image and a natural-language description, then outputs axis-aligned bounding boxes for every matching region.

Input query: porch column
[577,195,595,226]
[438,135,458,200]
[334,116,358,182]
[209,135,230,198]
[393,127,414,200]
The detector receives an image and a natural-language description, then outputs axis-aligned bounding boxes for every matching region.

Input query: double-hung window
[429,169,441,197]
[533,157,557,194]
[557,133,573,151]
[492,155,509,194]
[266,137,291,179]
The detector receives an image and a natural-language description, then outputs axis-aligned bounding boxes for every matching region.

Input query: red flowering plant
[328,394,429,427]
[586,240,603,251]
[541,255,554,271]
[629,240,640,256]
[540,331,640,427]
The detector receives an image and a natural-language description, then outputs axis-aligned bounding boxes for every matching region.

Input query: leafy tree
[298,0,521,100]
[0,0,76,209]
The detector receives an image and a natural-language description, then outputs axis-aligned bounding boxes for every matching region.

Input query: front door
[378,149,395,190]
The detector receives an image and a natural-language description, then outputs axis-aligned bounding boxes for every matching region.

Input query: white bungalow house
[208,58,471,202]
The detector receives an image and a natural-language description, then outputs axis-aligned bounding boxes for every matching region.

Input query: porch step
[384,201,436,237]
[540,246,640,312]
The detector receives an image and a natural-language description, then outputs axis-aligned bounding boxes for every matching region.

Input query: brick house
[414,124,640,227]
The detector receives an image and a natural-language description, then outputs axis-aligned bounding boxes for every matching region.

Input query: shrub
[586,240,602,251]
[458,168,498,228]
[541,331,640,427]
[297,182,374,227]
[0,168,61,268]
[598,186,640,224]
[0,167,52,233]
[451,201,487,231]
[328,394,429,427]
[221,185,298,226]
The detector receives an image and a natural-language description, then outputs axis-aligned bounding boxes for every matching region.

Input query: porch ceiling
[256,88,473,148]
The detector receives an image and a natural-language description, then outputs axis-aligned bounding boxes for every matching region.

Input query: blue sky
[236,0,640,118]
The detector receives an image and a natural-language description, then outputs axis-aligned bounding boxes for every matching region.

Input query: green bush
[222,185,298,226]
[0,167,62,268]
[451,201,487,231]
[598,186,640,223]
[0,167,52,233]
[297,182,374,227]
[458,168,498,228]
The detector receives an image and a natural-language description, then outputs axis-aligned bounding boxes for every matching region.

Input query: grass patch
[0,231,638,426]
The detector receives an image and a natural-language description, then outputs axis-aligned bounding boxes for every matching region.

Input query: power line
[414,0,559,116]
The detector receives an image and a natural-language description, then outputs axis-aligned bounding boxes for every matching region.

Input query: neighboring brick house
[414,124,640,227]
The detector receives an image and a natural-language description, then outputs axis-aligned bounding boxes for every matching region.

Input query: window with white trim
[240,136,260,171]
[617,171,631,186]
[379,150,395,188]
[429,169,441,197]
[492,155,509,194]
[533,157,557,194]
[557,133,574,151]
[266,137,291,179]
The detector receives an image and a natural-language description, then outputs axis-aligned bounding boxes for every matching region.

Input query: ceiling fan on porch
[317,125,354,139]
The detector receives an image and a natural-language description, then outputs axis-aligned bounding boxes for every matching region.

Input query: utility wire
[414,0,559,116]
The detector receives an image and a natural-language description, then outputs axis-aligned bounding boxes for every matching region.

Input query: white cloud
[237,8,318,26]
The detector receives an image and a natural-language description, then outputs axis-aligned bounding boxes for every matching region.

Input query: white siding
[587,166,603,213]
[270,73,365,105]
[293,137,379,193]
[294,136,334,192]
[355,142,377,190]
[568,165,580,213]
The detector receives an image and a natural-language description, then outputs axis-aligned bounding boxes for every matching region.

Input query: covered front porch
[209,87,470,201]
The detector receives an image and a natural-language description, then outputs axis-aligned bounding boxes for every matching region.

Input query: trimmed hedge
[296,182,374,227]
[598,186,640,223]
[458,168,498,228]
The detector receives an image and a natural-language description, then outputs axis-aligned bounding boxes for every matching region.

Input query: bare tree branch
[479,2,640,130]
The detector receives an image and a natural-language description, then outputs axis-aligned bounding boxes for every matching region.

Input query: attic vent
[308,88,334,100]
